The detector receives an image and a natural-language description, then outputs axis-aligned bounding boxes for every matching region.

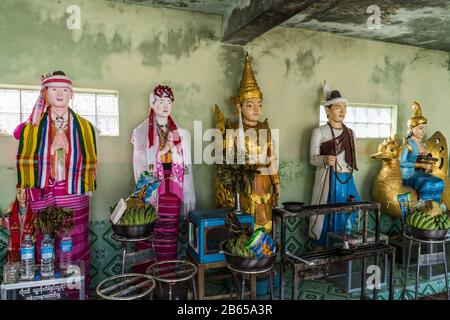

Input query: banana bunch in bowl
[118,204,157,226]
[406,204,450,231]
[225,233,255,258]
[110,198,157,226]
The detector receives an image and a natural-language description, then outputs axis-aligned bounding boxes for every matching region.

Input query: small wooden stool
[187,251,256,300]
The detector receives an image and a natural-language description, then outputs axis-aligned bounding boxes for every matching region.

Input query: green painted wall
[1,0,450,225]
[245,27,450,204]
[0,0,234,220]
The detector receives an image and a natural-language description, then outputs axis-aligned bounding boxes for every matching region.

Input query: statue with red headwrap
[131,85,195,263]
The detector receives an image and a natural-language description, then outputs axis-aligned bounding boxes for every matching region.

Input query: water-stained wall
[0,0,240,220]
[245,27,450,206]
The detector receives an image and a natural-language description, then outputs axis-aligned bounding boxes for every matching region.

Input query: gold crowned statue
[215,52,281,233]
[372,101,450,218]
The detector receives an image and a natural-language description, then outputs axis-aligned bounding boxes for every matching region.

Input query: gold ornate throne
[372,132,450,219]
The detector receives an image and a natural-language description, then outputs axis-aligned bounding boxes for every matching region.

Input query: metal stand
[273,201,396,300]
[226,264,274,300]
[402,233,449,300]
[146,260,198,300]
[326,231,390,293]
[112,233,155,274]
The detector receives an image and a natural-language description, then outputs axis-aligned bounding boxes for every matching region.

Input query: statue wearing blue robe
[400,137,444,203]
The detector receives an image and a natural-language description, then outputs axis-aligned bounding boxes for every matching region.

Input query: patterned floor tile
[0,230,8,265]
[102,254,123,278]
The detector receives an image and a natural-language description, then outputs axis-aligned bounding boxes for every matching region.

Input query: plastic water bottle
[41,234,55,278]
[20,235,35,280]
[60,233,73,270]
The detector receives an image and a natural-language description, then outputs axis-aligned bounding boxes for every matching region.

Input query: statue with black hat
[309,81,360,246]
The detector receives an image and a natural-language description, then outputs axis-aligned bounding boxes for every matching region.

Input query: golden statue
[215,52,280,233]
[372,102,450,218]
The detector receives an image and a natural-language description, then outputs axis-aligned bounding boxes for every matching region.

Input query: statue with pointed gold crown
[215,52,280,233]
[372,101,450,219]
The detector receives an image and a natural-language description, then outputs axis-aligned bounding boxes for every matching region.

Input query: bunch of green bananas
[119,204,157,226]
[434,214,450,230]
[226,233,255,258]
[406,211,450,230]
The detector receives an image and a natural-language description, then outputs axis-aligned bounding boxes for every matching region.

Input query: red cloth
[148,108,180,149]
[7,199,36,262]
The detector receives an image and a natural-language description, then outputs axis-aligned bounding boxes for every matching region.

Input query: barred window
[0,85,119,136]
[320,103,397,138]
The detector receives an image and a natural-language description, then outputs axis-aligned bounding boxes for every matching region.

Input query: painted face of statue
[47,87,72,111]
[240,97,262,123]
[152,96,173,118]
[326,102,347,123]
[16,188,26,208]
[410,124,426,140]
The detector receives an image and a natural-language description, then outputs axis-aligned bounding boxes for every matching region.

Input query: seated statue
[372,102,450,219]
[400,102,445,203]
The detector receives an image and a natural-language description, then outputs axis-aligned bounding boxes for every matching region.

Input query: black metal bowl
[220,241,278,271]
[405,224,448,240]
[282,202,305,212]
[111,222,155,238]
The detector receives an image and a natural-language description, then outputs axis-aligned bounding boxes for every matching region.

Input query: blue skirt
[313,170,361,246]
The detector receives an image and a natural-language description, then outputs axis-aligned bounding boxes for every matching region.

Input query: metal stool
[112,233,155,274]
[96,273,156,300]
[146,260,198,300]
[402,233,449,300]
[226,264,274,300]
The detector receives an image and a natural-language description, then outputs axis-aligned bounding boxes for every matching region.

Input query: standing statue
[215,53,280,233]
[131,85,196,263]
[12,71,98,291]
[309,82,360,245]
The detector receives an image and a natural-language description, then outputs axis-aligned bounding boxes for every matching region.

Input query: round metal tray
[146,260,197,283]
[96,273,156,300]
